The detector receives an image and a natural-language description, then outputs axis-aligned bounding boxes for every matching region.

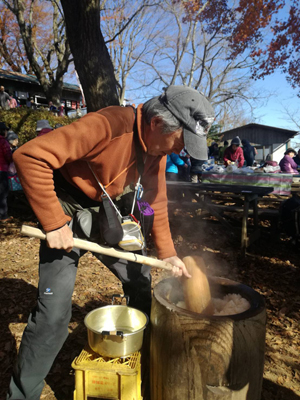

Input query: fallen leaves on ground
[0,198,299,400]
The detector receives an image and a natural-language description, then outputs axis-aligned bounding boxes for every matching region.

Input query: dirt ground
[0,194,299,400]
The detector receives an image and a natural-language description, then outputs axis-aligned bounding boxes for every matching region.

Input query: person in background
[208,141,219,160]
[223,136,244,167]
[58,103,65,116]
[48,101,57,114]
[279,148,298,174]
[179,148,191,181]
[6,131,19,153]
[76,103,82,117]
[26,97,32,108]
[190,156,206,183]
[218,140,228,161]
[293,149,300,167]
[30,98,37,109]
[166,152,188,181]
[0,86,11,110]
[241,139,256,166]
[9,94,18,109]
[0,122,13,222]
[36,120,53,137]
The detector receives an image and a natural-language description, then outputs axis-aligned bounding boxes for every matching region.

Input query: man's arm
[46,224,74,252]
[142,156,191,278]
[13,112,112,232]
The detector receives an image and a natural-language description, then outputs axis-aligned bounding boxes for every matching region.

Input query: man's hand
[163,256,192,278]
[227,160,232,164]
[46,224,74,252]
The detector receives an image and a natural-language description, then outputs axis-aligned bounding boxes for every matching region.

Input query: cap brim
[183,129,208,160]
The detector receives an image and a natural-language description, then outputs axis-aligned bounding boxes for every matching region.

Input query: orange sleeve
[142,155,176,259]
[13,112,112,231]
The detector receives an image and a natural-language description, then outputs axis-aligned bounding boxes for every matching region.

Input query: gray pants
[7,224,151,400]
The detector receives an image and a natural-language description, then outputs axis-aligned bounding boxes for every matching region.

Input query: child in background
[7,131,19,153]
[166,152,188,181]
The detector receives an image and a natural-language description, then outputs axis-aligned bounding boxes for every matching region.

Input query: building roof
[0,69,81,92]
[222,123,298,146]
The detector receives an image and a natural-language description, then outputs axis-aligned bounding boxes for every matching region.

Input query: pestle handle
[20,225,173,271]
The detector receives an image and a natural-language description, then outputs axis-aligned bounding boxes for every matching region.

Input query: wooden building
[221,123,298,162]
[0,69,82,112]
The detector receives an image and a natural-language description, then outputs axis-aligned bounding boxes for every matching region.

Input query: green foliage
[207,123,223,144]
[0,108,75,145]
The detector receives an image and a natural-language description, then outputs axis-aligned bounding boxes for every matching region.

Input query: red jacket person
[223,136,244,168]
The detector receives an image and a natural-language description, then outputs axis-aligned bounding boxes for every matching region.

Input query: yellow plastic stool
[72,346,142,400]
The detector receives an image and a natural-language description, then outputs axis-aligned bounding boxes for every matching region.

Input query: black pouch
[99,195,123,246]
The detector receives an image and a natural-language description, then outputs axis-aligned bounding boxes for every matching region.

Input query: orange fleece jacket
[13,105,176,259]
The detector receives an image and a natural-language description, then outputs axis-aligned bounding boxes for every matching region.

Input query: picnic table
[167,181,273,255]
[202,171,293,195]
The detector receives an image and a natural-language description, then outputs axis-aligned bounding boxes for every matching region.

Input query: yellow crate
[72,346,142,400]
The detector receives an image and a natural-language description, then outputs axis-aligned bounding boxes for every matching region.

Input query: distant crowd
[166,136,300,182]
[0,85,82,117]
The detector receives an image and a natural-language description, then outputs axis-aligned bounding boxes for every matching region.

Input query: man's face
[145,117,184,156]
[0,86,4,93]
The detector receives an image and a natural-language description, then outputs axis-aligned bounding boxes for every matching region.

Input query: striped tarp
[202,172,293,195]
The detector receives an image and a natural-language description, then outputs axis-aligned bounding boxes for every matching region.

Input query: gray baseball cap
[160,85,215,159]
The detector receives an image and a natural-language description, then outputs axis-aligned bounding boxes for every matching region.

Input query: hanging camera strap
[88,107,145,222]
[130,107,146,215]
[87,163,123,226]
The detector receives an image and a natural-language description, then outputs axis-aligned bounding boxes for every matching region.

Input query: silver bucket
[84,299,148,358]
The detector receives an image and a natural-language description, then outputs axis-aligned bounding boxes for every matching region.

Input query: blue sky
[253,71,300,131]
[252,71,300,147]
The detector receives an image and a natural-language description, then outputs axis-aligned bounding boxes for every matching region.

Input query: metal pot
[84,303,148,358]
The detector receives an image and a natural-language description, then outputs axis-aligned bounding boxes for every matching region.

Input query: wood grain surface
[150,278,266,400]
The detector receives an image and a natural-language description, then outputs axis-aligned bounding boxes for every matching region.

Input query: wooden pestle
[182,256,213,314]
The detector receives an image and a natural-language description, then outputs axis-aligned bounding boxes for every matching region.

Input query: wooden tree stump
[150,277,266,400]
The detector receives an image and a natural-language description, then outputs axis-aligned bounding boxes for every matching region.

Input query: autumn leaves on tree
[0,0,299,113]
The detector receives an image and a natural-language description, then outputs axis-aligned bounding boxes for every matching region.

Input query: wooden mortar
[150,277,266,400]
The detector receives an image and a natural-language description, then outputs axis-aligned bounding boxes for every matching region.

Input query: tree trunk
[42,78,64,107]
[150,277,266,400]
[60,0,120,112]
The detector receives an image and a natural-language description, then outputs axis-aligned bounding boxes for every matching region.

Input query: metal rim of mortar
[153,277,265,321]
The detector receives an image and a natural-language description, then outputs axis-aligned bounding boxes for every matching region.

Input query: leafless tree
[121,0,268,129]
[280,103,300,131]
[2,0,72,106]
[101,0,160,104]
